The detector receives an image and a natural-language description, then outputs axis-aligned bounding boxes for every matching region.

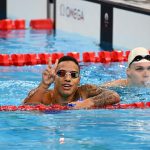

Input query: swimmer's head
[128,47,150,67]
[127,47,150,87]
[54,56,80,97]
[58,56,80,71]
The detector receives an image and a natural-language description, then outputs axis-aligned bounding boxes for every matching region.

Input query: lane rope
[0,102,150,111]
[0,51,130,66]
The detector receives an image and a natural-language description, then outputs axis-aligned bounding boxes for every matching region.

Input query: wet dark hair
[58,56,80,70]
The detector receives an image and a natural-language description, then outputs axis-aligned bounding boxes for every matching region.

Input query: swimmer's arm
[71,84,120,109]
[23,82,49,105]
[23,57,58,105]
[101,79,128,87]
[86,86,120,107]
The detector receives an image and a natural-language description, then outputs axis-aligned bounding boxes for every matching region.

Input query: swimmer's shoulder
[42,89,54,105]
[78,84,97,95]
[77,84,95,99]
[78,84,97,90]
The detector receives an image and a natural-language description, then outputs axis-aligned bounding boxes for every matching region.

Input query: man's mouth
[62,84,72,90]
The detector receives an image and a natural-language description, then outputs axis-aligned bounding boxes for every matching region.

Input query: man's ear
[77,76,81,86]
[126,68,131,78]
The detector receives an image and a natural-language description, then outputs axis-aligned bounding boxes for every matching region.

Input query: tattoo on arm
[85,85,120,106]
[91,90,120,106]
[85,85,106,97]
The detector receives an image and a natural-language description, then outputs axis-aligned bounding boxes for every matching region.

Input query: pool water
[1,109,150,150]
[0,30,150,149]
[0,30,100,54]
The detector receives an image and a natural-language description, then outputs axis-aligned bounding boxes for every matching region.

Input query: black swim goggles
[56,70,79,78]
[129,55,150,67]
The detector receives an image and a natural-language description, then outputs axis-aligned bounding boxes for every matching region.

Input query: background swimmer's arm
[23,82,50,105]
[101,79,128,87]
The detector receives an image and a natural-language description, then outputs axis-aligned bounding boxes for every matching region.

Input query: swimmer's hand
[68,99,94,109]
[42,57,58,88]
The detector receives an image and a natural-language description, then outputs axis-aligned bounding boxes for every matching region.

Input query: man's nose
[143,70,150,77]
[64,73,71,81]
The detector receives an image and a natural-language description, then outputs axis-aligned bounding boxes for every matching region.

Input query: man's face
[127,62,150,86]
[54,61,80,97]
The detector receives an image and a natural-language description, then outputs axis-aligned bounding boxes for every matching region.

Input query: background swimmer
[102,47,150,87]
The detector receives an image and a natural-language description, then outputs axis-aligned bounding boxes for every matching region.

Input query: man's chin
[62,91,72,97]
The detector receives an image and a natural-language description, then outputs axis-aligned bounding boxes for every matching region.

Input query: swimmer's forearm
[89,90,120,107]
[23,82,50,104]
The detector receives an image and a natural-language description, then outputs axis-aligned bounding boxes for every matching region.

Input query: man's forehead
[57,61,79,70]
[132,61,150,67]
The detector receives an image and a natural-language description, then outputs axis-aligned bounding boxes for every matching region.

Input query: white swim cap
[128,47,149,67]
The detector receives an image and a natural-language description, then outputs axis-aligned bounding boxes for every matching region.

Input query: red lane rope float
[30,19,53,30]
[3,49,149,66]
[0,51,129,66]
[0,104,68,112]
[0,19,25,30]
[0,19,54,30]
[14,19,25,30]
[103,102,150,109]
[1,102,150,111]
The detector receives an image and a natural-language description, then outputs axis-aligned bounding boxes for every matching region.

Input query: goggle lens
[129,55,150,66]
[56,70,79,78]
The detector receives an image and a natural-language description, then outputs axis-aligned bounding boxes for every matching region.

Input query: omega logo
[104,12,109,27]
[60,4,84,21]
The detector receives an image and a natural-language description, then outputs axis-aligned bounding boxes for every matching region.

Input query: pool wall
[7,0,48,20]
[54,0,150,50]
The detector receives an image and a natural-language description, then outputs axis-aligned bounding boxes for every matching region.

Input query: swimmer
[23,56,120,109]
[102,47,150,87]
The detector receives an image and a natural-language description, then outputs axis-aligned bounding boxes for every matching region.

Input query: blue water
[0,30,150,149]
[0,30,100,54]
[1,110,150,150]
